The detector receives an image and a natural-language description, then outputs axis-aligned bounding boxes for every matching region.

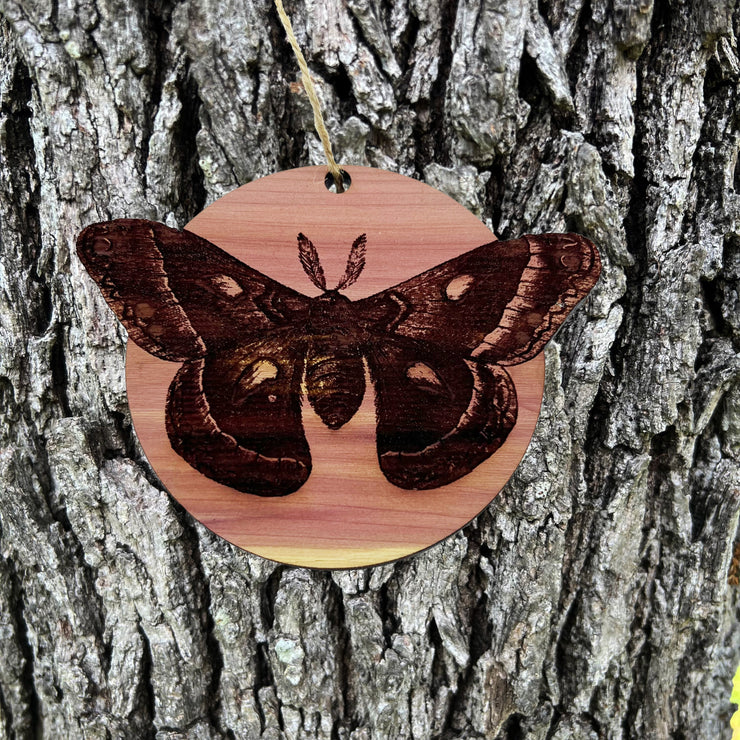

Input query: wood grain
[126,165,545,568]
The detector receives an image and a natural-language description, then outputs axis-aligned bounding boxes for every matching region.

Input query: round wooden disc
[126,165,544,568]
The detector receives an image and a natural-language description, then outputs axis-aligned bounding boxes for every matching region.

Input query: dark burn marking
[167,359,309,496]
[76,220,601,495]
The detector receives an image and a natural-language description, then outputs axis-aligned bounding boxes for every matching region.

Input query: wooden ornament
[77,165,600,568]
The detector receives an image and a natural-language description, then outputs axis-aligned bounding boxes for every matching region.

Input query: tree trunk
[1,0,738,737]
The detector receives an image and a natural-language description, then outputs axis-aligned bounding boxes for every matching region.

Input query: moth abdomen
[305,346,365,429]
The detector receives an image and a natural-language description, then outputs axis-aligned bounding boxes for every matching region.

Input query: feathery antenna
[297,233,327,290]
[297,233,368,291]
[336,234,367,291]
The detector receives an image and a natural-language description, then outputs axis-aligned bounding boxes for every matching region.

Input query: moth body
[306,290,354,332]
[305,290,365,429]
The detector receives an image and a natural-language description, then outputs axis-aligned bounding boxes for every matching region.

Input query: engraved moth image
[77,220,601,496]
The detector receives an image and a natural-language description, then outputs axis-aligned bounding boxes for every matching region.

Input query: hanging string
[274,0,345,193]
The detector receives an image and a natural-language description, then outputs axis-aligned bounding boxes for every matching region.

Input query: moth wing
[166,329,310,496]
[77,218,311,361]
[360,233,600,489]
[356,233,600,363]
[367,338,517,490]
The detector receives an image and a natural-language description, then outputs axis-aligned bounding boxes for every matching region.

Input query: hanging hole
[324,169,351,194]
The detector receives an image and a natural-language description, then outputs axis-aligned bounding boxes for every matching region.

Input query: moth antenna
[297,233,327,290]
[335,234,367,291]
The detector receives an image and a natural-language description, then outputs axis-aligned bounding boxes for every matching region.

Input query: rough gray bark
[0,0,738,738]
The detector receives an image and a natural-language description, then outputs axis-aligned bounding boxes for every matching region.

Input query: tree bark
[0,0,738,738]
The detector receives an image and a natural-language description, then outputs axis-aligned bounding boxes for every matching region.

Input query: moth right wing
[166,330,310,496]
[77,219,311,361]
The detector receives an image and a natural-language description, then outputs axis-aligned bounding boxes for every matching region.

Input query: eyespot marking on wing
[406,362,444,392]
[560,253,582,270]
[233,359,280,405]
[444,274,475,301]
[135,301,156,319]
[92,236,112,255]
[242,360,279,388]
[212,275,243,296]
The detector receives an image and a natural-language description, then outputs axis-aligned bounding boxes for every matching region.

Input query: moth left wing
[166,329,310,496]
[77,219,311,361]
[356,234,600,363]
[367,338,517,490]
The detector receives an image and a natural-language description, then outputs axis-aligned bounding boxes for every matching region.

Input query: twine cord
[274,0,345,192]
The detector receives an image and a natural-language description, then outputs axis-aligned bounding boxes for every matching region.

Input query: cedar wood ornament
[76,166,600,567]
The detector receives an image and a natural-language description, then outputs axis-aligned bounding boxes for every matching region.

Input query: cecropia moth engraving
[77,219,600,496]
